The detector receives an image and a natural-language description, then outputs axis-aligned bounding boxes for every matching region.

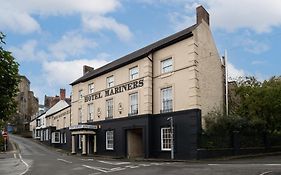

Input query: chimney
[60,89,66,100]
[83,65,94,75]
[196,5,210,26]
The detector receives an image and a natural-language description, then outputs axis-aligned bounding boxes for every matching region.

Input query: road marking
[88,173,101,175]
[125,165,139,168]
[57,158,72,164]
[265,164,281,166]
[19,153,30,175]
[82,165,111,173]
[208,164,219,166]
[81,158,94,161]
[14,153,17,159]
[139,163,151,167]
[98,160,131,165]
[259,171,273,175]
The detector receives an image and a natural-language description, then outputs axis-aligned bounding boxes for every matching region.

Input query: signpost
[2,131,8,151]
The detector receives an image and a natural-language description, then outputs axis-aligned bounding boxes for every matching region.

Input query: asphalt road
[1,134,281,175]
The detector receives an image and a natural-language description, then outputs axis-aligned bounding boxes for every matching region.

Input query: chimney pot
[196,5,210,26]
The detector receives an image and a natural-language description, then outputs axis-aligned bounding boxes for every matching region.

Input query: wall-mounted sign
[84,79,144,103]
[69,124,98,130]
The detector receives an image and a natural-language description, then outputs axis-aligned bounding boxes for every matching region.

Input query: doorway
[126,128,144,158]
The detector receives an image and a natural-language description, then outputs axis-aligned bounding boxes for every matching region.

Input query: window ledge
[160,72,174,79]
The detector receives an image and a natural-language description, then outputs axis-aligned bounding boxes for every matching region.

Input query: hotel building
[38,6,225,160]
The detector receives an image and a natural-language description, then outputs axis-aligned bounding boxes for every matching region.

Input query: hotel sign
[69,124,97,130]
[84,79,144,103]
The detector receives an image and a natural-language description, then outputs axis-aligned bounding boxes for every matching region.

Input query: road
[1,134,281,175]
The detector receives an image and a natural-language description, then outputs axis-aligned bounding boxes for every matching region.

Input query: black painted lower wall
[89,108,201,160]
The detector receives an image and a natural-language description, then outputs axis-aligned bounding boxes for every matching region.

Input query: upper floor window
[88,83,94,94]
[129,66,139,80]
[78,108,82,123]
[106,76,114,88]
[106,99,113,119]
[88,103,94,121]
[161,87,173,113]
[63,117,66,128]
[161,58,173,73]
[129,93,138,116]
[78,90,83,99]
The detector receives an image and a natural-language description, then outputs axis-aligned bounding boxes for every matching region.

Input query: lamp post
[167,117,174,160]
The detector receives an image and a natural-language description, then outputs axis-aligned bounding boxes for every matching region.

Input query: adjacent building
[12,75,39,132]
[66,6,225,159]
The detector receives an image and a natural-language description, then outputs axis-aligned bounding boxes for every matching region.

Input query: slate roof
[70,24,198,86]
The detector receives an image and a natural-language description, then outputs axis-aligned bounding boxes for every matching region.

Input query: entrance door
[127,128,144,158]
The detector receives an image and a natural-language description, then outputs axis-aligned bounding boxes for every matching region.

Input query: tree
[234,76,281,133]
[0,32,20,123]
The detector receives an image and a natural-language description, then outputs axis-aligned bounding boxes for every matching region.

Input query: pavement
[0,134,281,175]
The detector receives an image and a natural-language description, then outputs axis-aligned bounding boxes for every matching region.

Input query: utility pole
[224,49,229,116]
[167,117,174,160]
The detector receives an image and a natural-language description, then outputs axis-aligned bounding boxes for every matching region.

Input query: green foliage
[0,32,20,121]
[234,76,281,133]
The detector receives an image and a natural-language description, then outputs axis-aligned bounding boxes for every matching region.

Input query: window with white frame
[161,127,172,151]
[51,132,60,143]
[129,66,139,80]
[129,93,138,115]
[161,87,173,113]
[63,117,66,128]
[88,83,94,94]
[78,108,82,123]
[161,58,173,73]
[64,133,67,143]
[88,103,94,120]
[106,76,114,88]
[79,90,83,99]
[106,130,114,150]
[106,99,113,118]
[78,135,82,149]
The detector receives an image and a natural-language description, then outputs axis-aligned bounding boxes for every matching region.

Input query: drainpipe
[146,52,153,114]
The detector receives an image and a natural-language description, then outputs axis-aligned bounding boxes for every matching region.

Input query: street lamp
[167,117,174,160]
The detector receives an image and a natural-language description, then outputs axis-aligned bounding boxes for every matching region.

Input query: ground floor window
[161,127,172,151]
[52,132,60,143]
[78,135,82,149]
[106,130,114,150]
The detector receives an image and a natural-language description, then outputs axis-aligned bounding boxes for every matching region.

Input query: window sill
[160,72,174,79]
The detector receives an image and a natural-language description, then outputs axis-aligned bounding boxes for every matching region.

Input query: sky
[1,0,281,104]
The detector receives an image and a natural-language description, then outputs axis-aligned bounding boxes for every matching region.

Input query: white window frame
[129,92,138,115]
[88,103,94,120]
[106,130,114,150]
[51,132,60,143]
[129,66,139,80]
[88,83,94,94]
[161,57,173,73]
[161,87,173,113]
[78,135,82,149]
[64,133,67,143]
[161,127,172,151]
[106,99,113,118]
[78,108,82,123]
[106,76,114,88]
[79,89,83,99]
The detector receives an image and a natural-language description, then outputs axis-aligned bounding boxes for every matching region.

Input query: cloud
[82,15,133,41]
[9,32,97,62]
[207,0,281,33]
[241,38,269,54]
[9,40,48,62]
[227,62,245,80]
[42,59,108,87]
[48,32,97,60]
[0,0,132,41]
[165,0,281,33]
[251,60,266,65]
